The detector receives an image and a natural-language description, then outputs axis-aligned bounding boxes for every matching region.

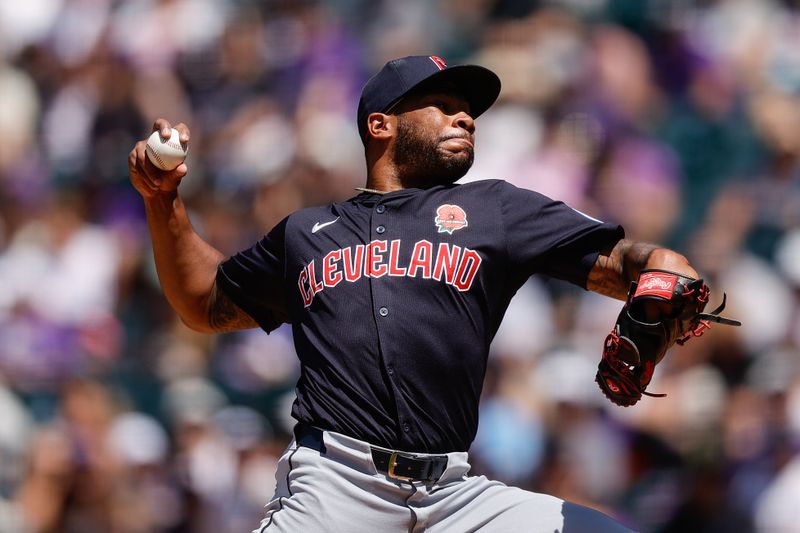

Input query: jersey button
[387,366,394,376]
[379,307,389,317]
[376,225,385,234]
[376,205,386,214]
[403,423,410,432]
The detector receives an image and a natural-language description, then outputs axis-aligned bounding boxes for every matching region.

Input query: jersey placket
[367,199,414,441]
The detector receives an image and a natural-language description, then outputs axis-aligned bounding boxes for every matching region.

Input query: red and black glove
[596,269,741,407]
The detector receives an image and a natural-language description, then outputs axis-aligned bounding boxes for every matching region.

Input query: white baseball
[146,128,188,171]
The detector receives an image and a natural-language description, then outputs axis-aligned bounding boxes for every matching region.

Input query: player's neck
[365,159,406,193]
[366,146,447,192]
[364,177,406,193]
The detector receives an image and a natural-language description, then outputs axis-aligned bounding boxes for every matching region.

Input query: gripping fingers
[128,119,190,197]
[173,122,191,143]
[152,119,191,144]
[153,118,173,140]
[130,141,171,196]
[134,141,162,190]
[128,142,155,194]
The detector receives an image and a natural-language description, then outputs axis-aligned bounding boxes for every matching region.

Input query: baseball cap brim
[384,64,501,119]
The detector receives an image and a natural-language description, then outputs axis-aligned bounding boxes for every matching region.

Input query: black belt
[293,423,449,483]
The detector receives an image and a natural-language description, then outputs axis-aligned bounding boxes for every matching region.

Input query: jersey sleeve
[216,217,290,333]
[498,181,624,288]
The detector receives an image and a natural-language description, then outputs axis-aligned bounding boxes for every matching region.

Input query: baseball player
[129,56,737,532]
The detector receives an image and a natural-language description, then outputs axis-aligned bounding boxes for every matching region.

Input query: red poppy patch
[435,204,468,234]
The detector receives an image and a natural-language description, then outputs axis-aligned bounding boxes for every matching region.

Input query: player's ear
[366,112,394,142]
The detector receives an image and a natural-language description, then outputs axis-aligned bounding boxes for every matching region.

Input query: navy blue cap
[357,55,501,143]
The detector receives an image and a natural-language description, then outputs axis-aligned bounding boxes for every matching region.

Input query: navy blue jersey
[217,179,623,453]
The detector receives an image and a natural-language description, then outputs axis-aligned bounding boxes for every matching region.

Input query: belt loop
[294,422,327,454]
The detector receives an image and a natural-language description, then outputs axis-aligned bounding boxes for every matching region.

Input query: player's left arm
[587,238,699,300]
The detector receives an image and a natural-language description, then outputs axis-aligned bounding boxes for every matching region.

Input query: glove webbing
[676,293,742,346]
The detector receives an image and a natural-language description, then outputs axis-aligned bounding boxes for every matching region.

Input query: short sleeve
[216,217,290,332]
[499,182,624,288]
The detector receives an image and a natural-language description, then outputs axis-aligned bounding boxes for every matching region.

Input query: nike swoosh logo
[311,217,340,234]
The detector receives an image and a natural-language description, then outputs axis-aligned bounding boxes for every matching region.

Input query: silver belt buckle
[387,451,416,481]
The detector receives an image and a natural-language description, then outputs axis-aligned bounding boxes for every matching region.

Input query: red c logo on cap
[429,56,447,70]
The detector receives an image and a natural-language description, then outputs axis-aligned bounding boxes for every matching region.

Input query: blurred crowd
[0,0,799,531]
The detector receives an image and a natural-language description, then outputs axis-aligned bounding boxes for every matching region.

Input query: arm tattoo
[587,253,627,300]
[587,239,660,301]
[207,282,259,332]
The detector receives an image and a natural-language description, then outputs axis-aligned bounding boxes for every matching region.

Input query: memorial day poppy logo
[435,204,468,234]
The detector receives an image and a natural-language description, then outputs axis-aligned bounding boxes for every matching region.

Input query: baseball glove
[595,269,741,407]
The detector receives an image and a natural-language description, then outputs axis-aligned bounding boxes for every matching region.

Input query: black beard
[393,116,474,187]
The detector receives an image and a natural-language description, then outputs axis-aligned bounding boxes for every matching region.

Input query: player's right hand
[129,118,190,199]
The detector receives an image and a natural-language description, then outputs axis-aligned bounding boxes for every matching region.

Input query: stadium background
[0,0,799,531]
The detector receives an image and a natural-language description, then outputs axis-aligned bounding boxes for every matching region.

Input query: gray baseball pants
[254,426,635,533]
